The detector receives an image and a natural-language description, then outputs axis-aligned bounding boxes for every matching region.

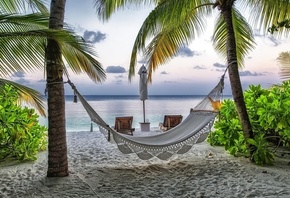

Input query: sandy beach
[1,131,290,198]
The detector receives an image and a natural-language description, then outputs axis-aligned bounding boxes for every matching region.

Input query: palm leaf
[0,12,105,116]
[0,12,106,82]
[0,78,46,116]
[213,7,256,68]
[0,0,48,14]
[245,0,290,36]
[0,13,49,77]
[0,13,49,30]
[95,0,159,21]
[59,33,106,83]
[0,29,106,82]
[128,0,211,81]
[277,52,290,80]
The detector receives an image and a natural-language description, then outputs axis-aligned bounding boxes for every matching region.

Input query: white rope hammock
[68,75,225,160]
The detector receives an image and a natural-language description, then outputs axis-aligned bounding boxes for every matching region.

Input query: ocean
[39,95,231,132]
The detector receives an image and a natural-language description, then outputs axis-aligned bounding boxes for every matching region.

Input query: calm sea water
[39,95,231,132]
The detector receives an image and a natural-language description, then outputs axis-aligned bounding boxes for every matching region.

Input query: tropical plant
[45,0,106,177]
[209,82,290,165]
[0,85,47,161]
[1,0,106,177]
[95,0,290,162]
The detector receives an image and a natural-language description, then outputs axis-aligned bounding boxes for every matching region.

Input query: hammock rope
[66,75,225,160]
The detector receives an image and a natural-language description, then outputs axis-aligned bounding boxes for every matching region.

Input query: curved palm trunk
[222,4,256,160]
[46,0,68,177]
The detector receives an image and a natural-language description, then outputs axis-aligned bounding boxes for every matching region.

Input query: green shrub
[208,81,290,165]
[0,85,47,161]
[208,99,247,156]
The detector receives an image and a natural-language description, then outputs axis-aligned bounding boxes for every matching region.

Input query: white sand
[1,131,290,198]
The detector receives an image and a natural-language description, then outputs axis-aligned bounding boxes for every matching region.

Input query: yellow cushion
[208,97,222,111]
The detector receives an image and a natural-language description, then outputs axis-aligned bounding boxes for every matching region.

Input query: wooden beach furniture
[159,115,183,132]
[114,116,135,135]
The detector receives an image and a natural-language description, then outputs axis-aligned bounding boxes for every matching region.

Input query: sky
[10,0,290,95]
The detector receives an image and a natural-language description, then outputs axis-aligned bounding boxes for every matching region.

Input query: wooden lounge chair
[114,116,135,135]
[159,115,183,132]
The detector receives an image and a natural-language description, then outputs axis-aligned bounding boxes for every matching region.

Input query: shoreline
[1,131,290,197]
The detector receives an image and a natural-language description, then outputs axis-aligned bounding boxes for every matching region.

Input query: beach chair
[114,116,135,135]
[159,115,183,132]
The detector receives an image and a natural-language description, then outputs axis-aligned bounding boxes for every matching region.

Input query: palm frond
[129,0,211,81]
[0,13,49,31]
[0,2,105,116]
[0,0,48,14]
[59,33,106,83]
[95,0,158,21]
[0,78,46,116]
[277,51,290,80]
[0,14,105,82]
[245,0,290,36]
[213,7,256,68]
[212,15,227,62]
[0,13,49,77]
[0,34,46,77]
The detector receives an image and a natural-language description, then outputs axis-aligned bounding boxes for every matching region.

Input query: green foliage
[247,135,274,165]
[208,81,290,165]
[208,99,247,156]
[0,85,47,161]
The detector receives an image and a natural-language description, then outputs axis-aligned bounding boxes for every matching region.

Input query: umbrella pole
[143,100,146,123]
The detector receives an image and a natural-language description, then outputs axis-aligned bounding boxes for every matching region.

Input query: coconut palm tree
[1,0,106,177]
[95,0,290,160]
[45,0,107,177]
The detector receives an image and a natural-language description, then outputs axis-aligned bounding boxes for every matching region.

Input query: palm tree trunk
[222,4,256,160]
[46,0,68,177]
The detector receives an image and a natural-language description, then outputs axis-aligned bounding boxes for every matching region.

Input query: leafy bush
[208,81,290,165]
[0,85,47,161]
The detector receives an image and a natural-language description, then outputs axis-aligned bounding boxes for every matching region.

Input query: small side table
[140,122,150,131]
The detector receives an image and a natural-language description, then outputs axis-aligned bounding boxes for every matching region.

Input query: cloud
[213,62,227,68]
[83,30,106,43]
[212,62,227,72]
[177,47,201,57]
[193,65,207,70]
[37,79,46,83]
[106,66,126,73]
[239,70,265,76]
[137,47,201,63]
[164,80,177,83]
[114,74,125,79]
[11,71,31,86]
[12,71,25,78]
[14,78,30,84]
[116,79,123,85]
[160,71,169,75]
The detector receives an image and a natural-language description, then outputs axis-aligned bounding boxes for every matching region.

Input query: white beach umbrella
[138,65,148,123]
